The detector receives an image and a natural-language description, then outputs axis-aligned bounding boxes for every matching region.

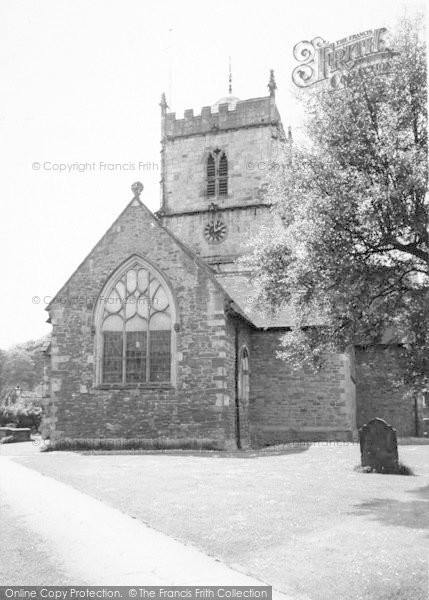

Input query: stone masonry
[159,95,285,270]
[249,330,356,446]
[43,79,361,449]
[356,346,417,437]
[43,201,239,449]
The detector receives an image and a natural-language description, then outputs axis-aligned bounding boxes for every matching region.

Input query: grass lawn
[7,442,429,600]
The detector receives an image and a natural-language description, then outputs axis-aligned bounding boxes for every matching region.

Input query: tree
[243,15,428,390]
[0,349,36,400]
[0,349,6,391]
[0,336,50,402]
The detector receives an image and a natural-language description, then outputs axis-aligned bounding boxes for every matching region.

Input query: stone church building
[42,75,419,449]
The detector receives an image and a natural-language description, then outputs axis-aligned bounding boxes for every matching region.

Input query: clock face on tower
[204,219,227,243]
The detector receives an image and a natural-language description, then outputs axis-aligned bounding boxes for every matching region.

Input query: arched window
[207,154,216,197]
[218,152,228,196]
[238,346,249,404]
[96,258,175,385]
[206,150,228,197]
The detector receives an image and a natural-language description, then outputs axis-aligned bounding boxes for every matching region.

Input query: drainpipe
[234,322,241,449]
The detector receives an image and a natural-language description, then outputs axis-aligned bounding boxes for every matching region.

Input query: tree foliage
[0,336,49,402]
[244,15,428,389]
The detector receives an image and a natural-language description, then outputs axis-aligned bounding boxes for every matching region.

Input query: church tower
[158,71,286,272]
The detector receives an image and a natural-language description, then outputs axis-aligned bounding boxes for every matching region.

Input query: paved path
[0,457,299,598]
[0,500,75,585]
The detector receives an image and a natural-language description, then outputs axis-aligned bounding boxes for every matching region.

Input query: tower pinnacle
[268,69,277,97]
[160,93,168,115]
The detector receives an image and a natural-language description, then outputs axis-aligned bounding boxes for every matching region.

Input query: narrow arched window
[98,259,174,384]
[207,154,216,197]
[238,346,249,404]
[206,150,228,198]
[218,152,228,196]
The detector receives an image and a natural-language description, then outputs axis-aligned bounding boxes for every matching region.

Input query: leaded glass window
[100,263,172,384]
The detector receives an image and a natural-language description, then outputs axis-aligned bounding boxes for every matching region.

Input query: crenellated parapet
[164,96,283,139]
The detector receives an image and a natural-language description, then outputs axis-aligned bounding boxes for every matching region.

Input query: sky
[0,0,425,349]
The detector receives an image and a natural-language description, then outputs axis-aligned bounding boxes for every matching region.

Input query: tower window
[207,151,228,197]
[207,154,216,197]
[218,153,228,196]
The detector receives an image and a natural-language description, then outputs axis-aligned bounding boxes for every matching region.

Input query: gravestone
[359,418,399,473]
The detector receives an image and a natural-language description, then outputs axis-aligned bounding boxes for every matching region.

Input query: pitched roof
[45,191,319,330]
[46,195,234,313]
[215,271,325,329]
[39,338,51,352]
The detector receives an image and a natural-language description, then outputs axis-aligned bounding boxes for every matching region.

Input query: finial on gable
[228,56,232,95]
[131,181,144,200]
[268,69,277,97]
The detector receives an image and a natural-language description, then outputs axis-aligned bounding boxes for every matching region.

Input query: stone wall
[249,330,356,446]
[163,206,273,264]
[164,97,281,140]
[355,346,417,437]
[163,126,278,213]
[160,97,284,266]
[42,200,238,449]
[224,315,253,449]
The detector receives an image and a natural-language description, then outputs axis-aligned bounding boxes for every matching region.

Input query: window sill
[206,194,230,201]
[95,383,175,391]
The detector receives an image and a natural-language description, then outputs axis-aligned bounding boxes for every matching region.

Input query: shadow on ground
[78,445,311,459]
[352,484,429,532]
[1,440,312,459]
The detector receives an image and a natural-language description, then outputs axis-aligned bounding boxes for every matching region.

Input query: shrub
[0,400,42,430]
[395,462,414,476]
[0,435,14,444]
[47,437,225,452]
[355,462,414,476]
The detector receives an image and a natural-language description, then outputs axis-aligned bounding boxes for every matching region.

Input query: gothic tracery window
[99,260,173,384]
[207,150,228,197]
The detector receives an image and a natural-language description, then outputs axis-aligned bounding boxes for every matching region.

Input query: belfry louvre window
[207,151,228,197]
[207,154,216,197]
[101,263,172,384]
[218,153,228,196]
